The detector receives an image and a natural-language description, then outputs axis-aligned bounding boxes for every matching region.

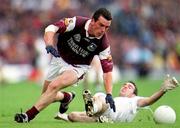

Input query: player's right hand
[161,74,179,92]
[46,45,60,57]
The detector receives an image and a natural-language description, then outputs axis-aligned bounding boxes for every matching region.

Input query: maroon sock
[26,106,39,121]
[61,92,71,103]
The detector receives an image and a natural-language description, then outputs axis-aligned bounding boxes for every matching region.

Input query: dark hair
[92,8,112,21]
[128,81,138,95]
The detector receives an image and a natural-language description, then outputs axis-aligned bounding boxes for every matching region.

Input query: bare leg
[41,80,50,94]
[21,70,78,122]
[68,112,97,122]
[34,70,78,111]
[41,80,65,103]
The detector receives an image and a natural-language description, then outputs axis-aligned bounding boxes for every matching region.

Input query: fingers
[164,74,170,82]
[112,104,116,112]
[45,45,60,57]
[168,76,179,90]
[165,74,179,86]
[172,77,179,86]
[109,102,116,112]
[105,95,116,112]
[168,84,177,90]
[162,74,179,92]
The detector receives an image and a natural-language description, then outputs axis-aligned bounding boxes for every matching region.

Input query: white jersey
[102,96,145,122]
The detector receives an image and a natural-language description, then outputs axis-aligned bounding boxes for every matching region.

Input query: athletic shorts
[45,57,90,81]
[94,92,106,98]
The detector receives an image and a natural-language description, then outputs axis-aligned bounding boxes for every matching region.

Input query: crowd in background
[0,0,180,83]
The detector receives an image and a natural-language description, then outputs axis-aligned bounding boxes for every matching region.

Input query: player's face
[119,82,136,97]
[90,16,111,37]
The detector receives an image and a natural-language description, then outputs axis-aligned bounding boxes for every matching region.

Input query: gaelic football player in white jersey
[55,74,179,123]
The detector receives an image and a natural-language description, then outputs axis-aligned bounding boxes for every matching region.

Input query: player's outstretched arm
[137,74,179,107]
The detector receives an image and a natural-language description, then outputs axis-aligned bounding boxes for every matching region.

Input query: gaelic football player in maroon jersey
[15,8,116,123]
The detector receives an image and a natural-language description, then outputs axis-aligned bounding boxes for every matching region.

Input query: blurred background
[0,0,180,84]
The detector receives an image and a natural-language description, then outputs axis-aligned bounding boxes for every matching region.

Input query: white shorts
[96,93,115,121]
[45,57,90,81]
[94,92,106,98]
[93,93,115,119]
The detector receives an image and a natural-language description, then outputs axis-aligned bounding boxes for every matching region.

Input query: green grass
[0,79,180,128]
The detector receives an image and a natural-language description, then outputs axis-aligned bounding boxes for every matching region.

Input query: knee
[47,82,59,92]
[48,79,70,91]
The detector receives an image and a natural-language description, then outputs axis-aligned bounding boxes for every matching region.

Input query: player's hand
[161,74,179,92]
[105,94,116,112]
[45,45,60,57]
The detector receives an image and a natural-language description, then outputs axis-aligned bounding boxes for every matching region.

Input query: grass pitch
[0,78,180,128]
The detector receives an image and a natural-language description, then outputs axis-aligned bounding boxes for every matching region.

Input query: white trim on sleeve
[65,17,76,32]
[99,46,111,60]
[45,24,59,33]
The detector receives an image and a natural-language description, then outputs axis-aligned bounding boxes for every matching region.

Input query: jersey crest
[64,18,74,26]
[73,34,81,42]
[87,43,97,52]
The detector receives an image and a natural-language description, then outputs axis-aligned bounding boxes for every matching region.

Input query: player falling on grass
[55,74,179,123]
[14,8,116,123]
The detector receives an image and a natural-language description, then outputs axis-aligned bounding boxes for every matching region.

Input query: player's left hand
[161,74,179,92]
[105,94,116,112]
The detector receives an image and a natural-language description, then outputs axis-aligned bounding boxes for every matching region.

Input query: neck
[88,22,94,36]
[128,94,136,98]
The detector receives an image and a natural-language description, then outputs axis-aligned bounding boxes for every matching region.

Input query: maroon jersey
[53,16,113,72]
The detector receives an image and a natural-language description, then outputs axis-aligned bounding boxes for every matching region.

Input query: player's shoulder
[75,16,90,26]
[130,96,145,103]
[114,96,140,101]
[76,16,90,21]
